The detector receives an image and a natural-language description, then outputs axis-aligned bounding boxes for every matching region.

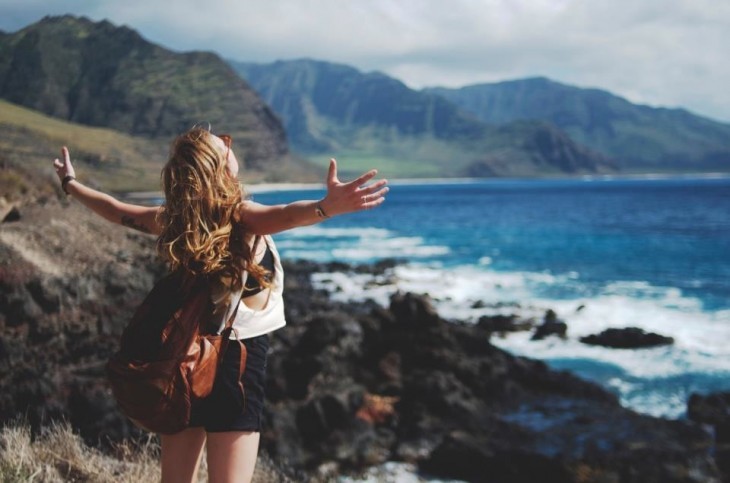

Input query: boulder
[389,291,441,327]
[531,309,568,340]
[478,314,533,333]
[688,392,730,481]
[421,431,572,483]
[688,391,730,444]
[580,327,674,349]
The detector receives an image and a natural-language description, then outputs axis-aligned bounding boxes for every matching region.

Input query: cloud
[1,0,729,122]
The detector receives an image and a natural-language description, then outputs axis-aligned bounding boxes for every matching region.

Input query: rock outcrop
[0,196,721,482]
[688,391,730,481]
[580,327,674,349]
[531,309,568,340]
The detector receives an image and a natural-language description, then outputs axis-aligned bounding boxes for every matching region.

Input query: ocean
[252,174,730,420]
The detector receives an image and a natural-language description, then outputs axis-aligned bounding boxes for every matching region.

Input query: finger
[362,196,386,209]
[62,146,71,165]
[347,169,378,188]
[358,180,388,195]
[327,158,338,186]
[53,158,63,168]
[361,187,389,202]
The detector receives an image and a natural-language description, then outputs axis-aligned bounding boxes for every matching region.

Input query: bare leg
[160,426,207,483]
[206,431,260,483]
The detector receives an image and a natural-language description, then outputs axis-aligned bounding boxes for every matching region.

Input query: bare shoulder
[234,200,269,224]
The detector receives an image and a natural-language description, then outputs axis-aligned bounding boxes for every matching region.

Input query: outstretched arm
[240,158,388,235]
[52,147,163,235]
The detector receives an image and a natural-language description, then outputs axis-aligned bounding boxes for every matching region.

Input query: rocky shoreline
[0,195,726,482]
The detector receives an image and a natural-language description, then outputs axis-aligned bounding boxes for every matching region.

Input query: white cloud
[1,0,729,122]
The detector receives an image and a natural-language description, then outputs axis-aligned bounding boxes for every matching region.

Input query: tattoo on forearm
[121,215,150,234]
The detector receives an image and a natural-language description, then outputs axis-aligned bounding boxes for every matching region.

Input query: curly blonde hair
[156,128,270,293]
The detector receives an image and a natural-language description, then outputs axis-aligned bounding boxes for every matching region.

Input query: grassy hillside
[0,99,169,194]
[0,100,316,199]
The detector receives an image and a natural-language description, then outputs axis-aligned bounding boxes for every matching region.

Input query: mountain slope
[0,99,169,194]
[0,15,290,172]
[232,59,485,151]
[426,78,730,171]
[230,59,615,177]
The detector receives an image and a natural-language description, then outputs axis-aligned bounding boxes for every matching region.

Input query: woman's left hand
[320,158,389,216]
[52,146,76,182]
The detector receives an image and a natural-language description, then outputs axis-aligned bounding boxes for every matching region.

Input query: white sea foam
[336,265,730,367]
[278,224,730,418]
[286,225,392,239]
[310,261,730,418]
[276,226,450,261]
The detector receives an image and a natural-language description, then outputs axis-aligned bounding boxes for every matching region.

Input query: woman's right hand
[53,146,77,184]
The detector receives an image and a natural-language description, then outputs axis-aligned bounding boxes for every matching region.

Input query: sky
[1,0,729,123]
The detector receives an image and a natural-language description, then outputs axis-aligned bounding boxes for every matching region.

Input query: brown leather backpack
[106,269,246,435]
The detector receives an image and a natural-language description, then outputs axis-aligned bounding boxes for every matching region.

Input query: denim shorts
[189,334,269,432]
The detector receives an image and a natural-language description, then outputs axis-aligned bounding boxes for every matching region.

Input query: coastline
[0,197,725,481]
[118,171,730,201]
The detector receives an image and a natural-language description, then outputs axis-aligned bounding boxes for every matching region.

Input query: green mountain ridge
[3,16,722,182]
[230,58,616,177]
[425,77,730,170]
[232,59,485,150]
[0,15,292,174]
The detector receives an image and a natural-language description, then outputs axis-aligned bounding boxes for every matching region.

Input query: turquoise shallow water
[254,175,730,418]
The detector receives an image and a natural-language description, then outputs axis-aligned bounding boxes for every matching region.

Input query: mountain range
[426,78,730,171]
[230,59,617,178]
[1,15,728,188]
[233,59,730,176]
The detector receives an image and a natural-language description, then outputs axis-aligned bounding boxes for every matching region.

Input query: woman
[52,127,388,483]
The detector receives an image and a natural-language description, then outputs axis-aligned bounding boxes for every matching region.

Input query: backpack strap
[217,306,248,410]
[213,236,261,408]
[217,287,244,365]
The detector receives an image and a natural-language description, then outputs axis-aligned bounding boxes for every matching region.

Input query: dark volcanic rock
[477,314,533,333]
[688,392,730,481]
[688,392,730,431]
[422,430,572,483]
[389,291,441,327]
[0,200,722,482]
[580,327,674,349]
[531,309,567,340]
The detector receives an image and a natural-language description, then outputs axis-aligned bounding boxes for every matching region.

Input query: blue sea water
[254,175,730,419]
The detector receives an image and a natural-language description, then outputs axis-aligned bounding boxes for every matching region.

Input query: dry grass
[0,421,170,483]
[0,421,295,483]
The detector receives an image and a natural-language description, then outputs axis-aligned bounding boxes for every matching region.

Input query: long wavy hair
[156,127,270,294]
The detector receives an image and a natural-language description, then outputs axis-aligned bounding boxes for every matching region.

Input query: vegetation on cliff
[427,77,730,171]
[0,15,311,182]
[231,59,616,178]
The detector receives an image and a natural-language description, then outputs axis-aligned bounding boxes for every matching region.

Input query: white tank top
[210,235,287,340]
